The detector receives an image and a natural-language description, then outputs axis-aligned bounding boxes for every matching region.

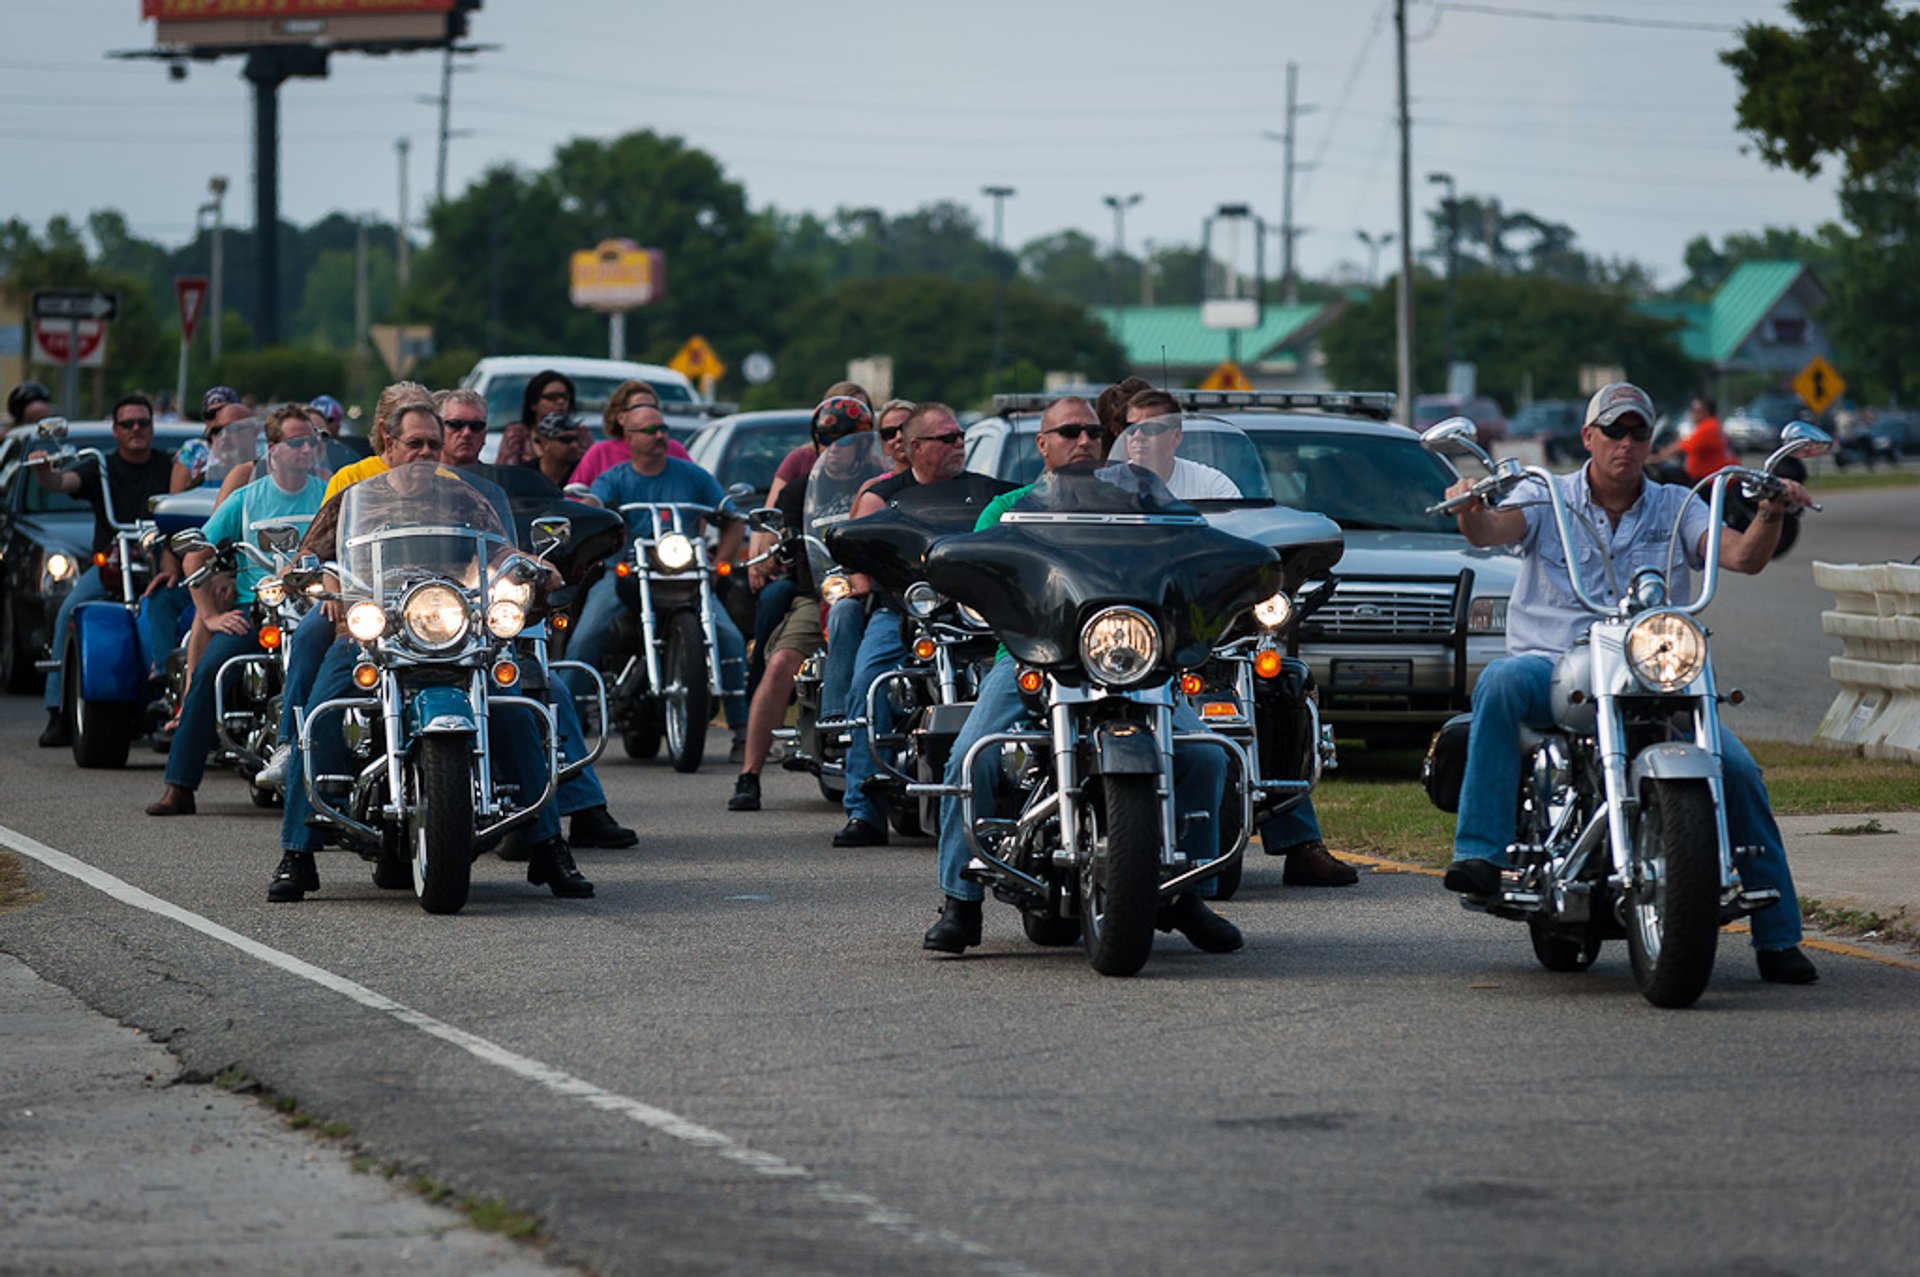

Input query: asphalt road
[3,679,1919,1276]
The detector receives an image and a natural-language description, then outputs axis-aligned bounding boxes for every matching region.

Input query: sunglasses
[116,417,155,430]
[879,425,902,441]
[443,417,489,433]
[631,423,668,437]
[280,437,322,451]
[912,430,964,447]
[1130,418,1180,437]
[1043,424,1101,441]
[1593,420,1652,442]
[537,388,571,402]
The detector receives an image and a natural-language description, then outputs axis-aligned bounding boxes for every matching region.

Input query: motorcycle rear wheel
[1022,911,1081,947]
[410,735,475,915]
[65,638,135,770]
[1626,777,1721,1008]
[1079,775,1161,977]
[662,610,711,773]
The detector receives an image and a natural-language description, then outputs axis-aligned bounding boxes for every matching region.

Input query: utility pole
[1141,238,1156,306]
[200,175,227,361]
[1394,0,1415,428]
[1355,229,1394,288]
[1102,193,1141,309]
[1428,170,1458,375]
[395,137,411,287]
[1261,62,1315,305]
[982,185,1015,392]
[436,43,453,205]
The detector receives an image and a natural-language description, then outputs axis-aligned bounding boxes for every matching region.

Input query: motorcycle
[917,424,1312,976]
[292,462,596,915]
[1419,416,1831,1007]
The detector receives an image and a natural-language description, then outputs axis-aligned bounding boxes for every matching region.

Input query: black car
[0,421,202,692]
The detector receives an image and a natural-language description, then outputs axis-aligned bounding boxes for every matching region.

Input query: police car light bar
[990,389,1398,420]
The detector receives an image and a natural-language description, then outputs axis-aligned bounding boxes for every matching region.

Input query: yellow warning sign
[1791,355,1844,417]
[1199,360,1252,392]
[668,335,725,383]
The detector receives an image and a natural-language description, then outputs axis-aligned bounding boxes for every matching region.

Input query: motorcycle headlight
[400,582,470,651]
[654,532,696,572]
[1079,606,1160,686]
[490,576,532,607]
[1253,591,1294,630]
[1624,610,1706,692]
[346,600,388,643]
[486,600,526,639]
[819,573,852,606]
[904,582,943,619]
[956,602,989,630]
[256,576,286,607]
[44,551,77,583]
[1468,596,1508,634]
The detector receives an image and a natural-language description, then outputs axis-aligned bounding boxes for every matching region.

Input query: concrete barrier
[1814,560,1920,762]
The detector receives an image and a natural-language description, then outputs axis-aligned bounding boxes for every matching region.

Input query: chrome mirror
[36,417,69,443]
[169,528,211,555]
[1765,420,1832,472]
[531,516,572,555]
[255,520,301,554]
[1420,416,1494,471]
[748,507,784,534]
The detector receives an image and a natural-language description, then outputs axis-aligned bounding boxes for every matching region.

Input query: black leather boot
[922,896,983,954]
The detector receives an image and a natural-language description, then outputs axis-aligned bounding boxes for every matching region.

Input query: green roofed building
[1092,301,1348,390]
[1634,261,1830,382]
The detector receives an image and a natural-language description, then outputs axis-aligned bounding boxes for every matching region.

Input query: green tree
[1020,229,1123,307]
[1678,225,1846,299]
[291,244,397,351]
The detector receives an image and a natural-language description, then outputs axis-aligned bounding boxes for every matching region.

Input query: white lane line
[1,823,1041,1277]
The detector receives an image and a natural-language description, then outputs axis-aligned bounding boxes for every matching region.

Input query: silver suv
[963,390,1519,749]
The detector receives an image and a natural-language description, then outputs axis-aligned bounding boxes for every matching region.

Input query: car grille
[1303,581,1458,639]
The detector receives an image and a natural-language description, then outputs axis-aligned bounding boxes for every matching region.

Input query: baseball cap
[1584,382,1655,429]
[533,411,583,440]
[201,385,243,419]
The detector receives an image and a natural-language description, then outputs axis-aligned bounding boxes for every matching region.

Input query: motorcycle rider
[1651,395,1738,484]
[6,380,53,434]
[1440,381,1819,984]
[145,404,328,816]
[270,399,592,903]
[29,392,185,748]
[1121,389,1358,887]
[818,397,916,734]
[922,396,1241,956]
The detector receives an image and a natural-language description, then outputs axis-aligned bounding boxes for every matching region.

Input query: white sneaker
[255,743,292,788]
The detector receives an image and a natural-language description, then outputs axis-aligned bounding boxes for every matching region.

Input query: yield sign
[176,276,210,344]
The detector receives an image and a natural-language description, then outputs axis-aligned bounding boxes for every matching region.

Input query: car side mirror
[532,516,572,556]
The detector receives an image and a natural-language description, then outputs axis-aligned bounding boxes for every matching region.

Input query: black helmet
[7,380,51,424]
[810,395,874,448]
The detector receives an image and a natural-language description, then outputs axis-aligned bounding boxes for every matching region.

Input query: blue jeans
[1454,654,1802,951]
[935,658,1227,902]
[1257,795,1322,850]
[550,678,604,817]
[141,584,192,677]
[283,639,560,853]
[842,608,906,827]
[44,567,110,709]
[567,573,746,730]
[821,597,868,722]
[164,629,265,790]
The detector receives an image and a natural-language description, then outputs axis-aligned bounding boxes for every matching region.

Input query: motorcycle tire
[816,773,845,804]
[662,610,711,773]
[1079,774,1161,977]
[887,800,924,839]
[621,718,662,761]
[1022,911,1081,947]
[1528,918,1599,972]
[65,638,135,770]
[248,780,282,809]
[1625,777,1721,1008]
[409,735,475,915]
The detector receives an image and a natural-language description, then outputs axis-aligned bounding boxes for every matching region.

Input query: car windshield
[1107,414,1273,502]
[989,415,1272,496]
[719,419,814,494]
[1248,428,1460,533]
[483,374,694,426]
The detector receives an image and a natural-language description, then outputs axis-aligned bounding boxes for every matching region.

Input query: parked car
[1414,394,1508,447]
[1834,409,1915,468]
[965,391,1521,749]
[1508,398,1586,463]
[684,409,816,511]
[1723,392,1809,453]
[0,421,202,693]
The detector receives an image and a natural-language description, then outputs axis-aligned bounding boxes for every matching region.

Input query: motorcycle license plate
[1331,659,1412,690]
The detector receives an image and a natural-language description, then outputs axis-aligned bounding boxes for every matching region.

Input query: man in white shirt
[1121,389,1242,500]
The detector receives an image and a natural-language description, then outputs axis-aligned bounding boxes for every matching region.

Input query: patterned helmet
[811,395,874,447]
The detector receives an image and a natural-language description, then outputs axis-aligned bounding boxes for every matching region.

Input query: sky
[1,1,1848,290]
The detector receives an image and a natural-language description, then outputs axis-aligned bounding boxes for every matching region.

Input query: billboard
[143,0,475,52]
[143,2,452,16]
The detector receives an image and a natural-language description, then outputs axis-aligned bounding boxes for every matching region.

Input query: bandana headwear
[201,385,243,419]
[534,412,583,440]
[308,394,345,427]
[810,395,873,447]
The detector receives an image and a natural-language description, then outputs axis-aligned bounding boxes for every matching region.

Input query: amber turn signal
[352,662,379,689]
[1253,649,1283,679]
[492,660,519,687]
[258,624,282,650]
[913,637,937,661]
[1179,673,1203,696]
[614,560,632,578]
[1016,668,1044,695]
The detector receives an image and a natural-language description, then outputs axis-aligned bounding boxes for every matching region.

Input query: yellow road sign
[1792,355,1845,416]
[669,335,725,382]
[1199,360,1252,392]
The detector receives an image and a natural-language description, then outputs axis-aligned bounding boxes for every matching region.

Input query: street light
[1102,193,1141,309]
[198,175,228,361]
[1354,228,1395,288]
[1427,170,1458,373]
[982,185,1015,392]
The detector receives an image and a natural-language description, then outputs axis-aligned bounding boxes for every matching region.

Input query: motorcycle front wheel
[1079,775,1161,977]
[662,610,711,773]
[410,735,475,915]
[1626,777,1721,1008]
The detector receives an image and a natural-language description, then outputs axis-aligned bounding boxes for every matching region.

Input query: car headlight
[1079,606,1160,686]
[904,582,942,619]
[256,576,286,607]
[346,600,388,643]
[490,576,532,607]
[486,600,526,639]
[1624,610,1706,692]
[819,573,852,605]
[1253,591,1294,629]
[654,532,696,572]
[401,582,470,650]
[44,551,77,583]
[1468,596,1508,634]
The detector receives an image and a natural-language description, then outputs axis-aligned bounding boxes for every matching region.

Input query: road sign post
[669,336,726,400]
[33,290,117,419]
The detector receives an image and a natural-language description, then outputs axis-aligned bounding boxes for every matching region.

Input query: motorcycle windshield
[825,472,1018,594]
[802,432,889,584]
[336,462,516,602]
[926,425,1283,670]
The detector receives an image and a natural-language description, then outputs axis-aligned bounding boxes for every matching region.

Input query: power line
[1434,3,1742,33]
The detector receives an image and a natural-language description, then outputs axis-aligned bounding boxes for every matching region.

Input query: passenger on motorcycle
[146,405,328,816]
[1440,382,1818,984]
[29,392,184,749]
[270,400,592,904]
[819,397,915,731]
[1123,390,1357,887]
[922,396,1240,956]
